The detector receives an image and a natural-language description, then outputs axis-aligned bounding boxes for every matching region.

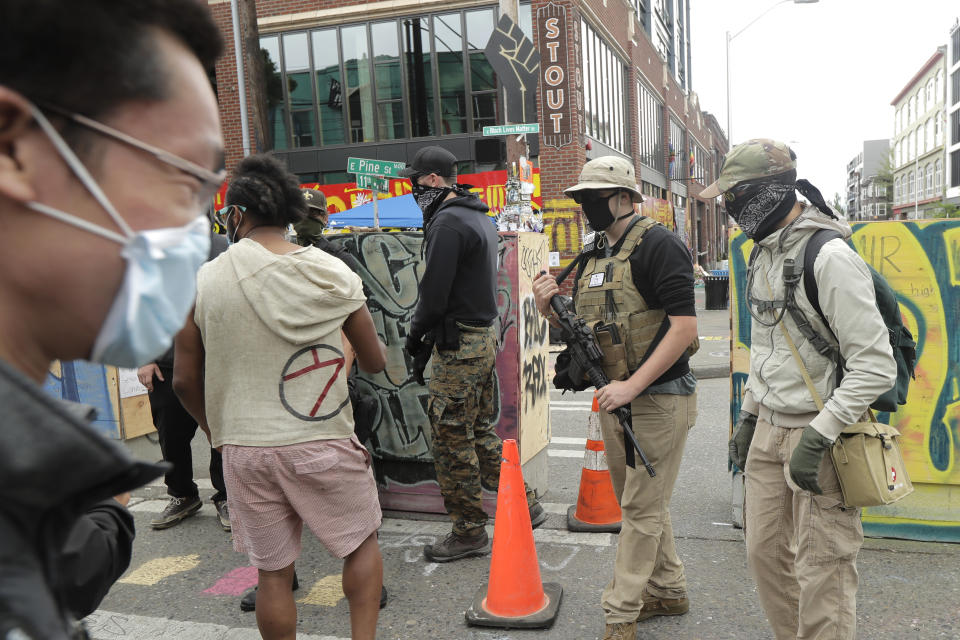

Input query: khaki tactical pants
[599,392,697,624]
[745,417,863,640]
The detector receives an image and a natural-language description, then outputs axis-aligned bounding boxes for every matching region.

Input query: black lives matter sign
[537,3,573,149]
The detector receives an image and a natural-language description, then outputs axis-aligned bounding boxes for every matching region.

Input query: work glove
[788,426,834,494]
[728,411,757,471]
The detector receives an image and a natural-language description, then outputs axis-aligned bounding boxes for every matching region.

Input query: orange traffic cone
[567,395,622,533]
[465,439,562,629]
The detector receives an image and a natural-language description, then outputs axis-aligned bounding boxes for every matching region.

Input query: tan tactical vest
[575,217,697,381]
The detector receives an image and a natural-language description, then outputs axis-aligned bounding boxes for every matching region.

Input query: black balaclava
[724,170,797,241]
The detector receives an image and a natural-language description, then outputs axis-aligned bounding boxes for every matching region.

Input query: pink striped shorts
[222,434,382,570]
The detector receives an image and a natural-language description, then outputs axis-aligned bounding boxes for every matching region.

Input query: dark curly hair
[226,154,307,227]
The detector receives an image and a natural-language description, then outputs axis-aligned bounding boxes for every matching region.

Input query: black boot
[239,572,299,612]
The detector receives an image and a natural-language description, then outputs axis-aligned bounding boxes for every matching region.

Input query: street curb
[691,364,729,380]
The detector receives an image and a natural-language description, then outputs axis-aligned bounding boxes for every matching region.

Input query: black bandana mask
[724,176,797,240]
[411,182,452,223]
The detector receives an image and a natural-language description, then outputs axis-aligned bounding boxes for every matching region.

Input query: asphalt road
[91,378,960,639]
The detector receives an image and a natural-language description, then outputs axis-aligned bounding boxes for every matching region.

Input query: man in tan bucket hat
[533,156,699,640]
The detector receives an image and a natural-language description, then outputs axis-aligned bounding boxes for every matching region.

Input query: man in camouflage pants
[401,147,545,562]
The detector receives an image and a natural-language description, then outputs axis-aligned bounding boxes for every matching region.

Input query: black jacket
[409,194,498,340]
[0,359,165,639]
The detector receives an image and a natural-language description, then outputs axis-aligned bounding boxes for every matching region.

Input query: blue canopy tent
[327,194,423,229]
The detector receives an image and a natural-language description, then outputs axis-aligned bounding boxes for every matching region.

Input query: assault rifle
[546,271,655,477]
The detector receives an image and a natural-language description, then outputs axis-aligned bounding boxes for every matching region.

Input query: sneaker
[603,621,637,640]
[239,572,300,612]
[423,530,490,563]
[636,590,689,621]
[150,495,202,530]
[528,501,548,529]
[213,499,231,532]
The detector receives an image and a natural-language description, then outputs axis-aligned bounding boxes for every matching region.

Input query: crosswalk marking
[85,610,348,640]
[548,449,584,458]
[551,436,587,446]
[203,565,259,596]
[297,574,345,607]
[118,554,200,586]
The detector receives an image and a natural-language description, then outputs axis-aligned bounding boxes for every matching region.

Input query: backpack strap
[803,229,844,327]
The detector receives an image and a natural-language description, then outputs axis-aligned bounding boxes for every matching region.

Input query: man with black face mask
[533,156,699,640]
[400,146,546,563]
[703,139,896,639]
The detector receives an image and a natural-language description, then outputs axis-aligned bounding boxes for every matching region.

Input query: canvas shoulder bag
[778,308,913,508]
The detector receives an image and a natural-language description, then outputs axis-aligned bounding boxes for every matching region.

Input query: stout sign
[536,3,573,149]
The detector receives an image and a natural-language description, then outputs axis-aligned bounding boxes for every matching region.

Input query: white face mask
[25,104,211,368]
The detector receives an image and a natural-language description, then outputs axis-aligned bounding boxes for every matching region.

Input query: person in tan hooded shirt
[174,154,387,640]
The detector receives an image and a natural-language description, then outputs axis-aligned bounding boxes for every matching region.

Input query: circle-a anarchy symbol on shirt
[279,344,349,421]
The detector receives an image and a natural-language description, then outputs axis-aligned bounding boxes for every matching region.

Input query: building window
[952,69,960,107]
[668,118,685,181]
[371,22,405,140]
[952,109,960,146]
[894,176,900,203]
[877,202,886,218]
[934,110,942,146]
[935,159,942,192]
[924,118,931,153]
[953,26,960,65]
[259,8,508,150]
[581,20,626,152]
[465,9,498,132]
[907,96,913,123]
[925,79,933,111]
[908,171,915,201]
[925,163,933,197]
[691,142,708,184]
[951,150,960,188]
[637,80,664,173]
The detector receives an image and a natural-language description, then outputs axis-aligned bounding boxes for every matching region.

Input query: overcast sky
[689,0,958,205]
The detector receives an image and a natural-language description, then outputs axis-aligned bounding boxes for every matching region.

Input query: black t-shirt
[574,217,696,384]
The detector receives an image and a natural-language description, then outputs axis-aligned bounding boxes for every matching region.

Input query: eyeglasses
[39,103,227,207]
[214,204,245,227]
[570,189,619,205]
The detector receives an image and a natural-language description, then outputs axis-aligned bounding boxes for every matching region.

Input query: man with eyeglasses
[532,156,699,640]
[0,2,225,638]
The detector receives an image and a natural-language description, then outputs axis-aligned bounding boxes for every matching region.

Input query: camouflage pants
[428,324,534,536]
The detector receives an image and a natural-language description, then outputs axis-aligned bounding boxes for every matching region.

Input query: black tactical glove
[729,411,758,471]
[404,334,427,358]
[789,426,834,494]
[411,349,431,386]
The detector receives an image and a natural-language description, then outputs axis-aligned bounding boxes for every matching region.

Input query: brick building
[209,0,729,282]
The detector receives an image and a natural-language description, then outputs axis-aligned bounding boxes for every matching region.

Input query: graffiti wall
[730,221,960,539]
[45,361,154,440]
[517,234,551,463]
[328,231,550,513]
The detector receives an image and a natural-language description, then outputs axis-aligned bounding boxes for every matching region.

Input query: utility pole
[237,0,269,153]
[499,0,529,171]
